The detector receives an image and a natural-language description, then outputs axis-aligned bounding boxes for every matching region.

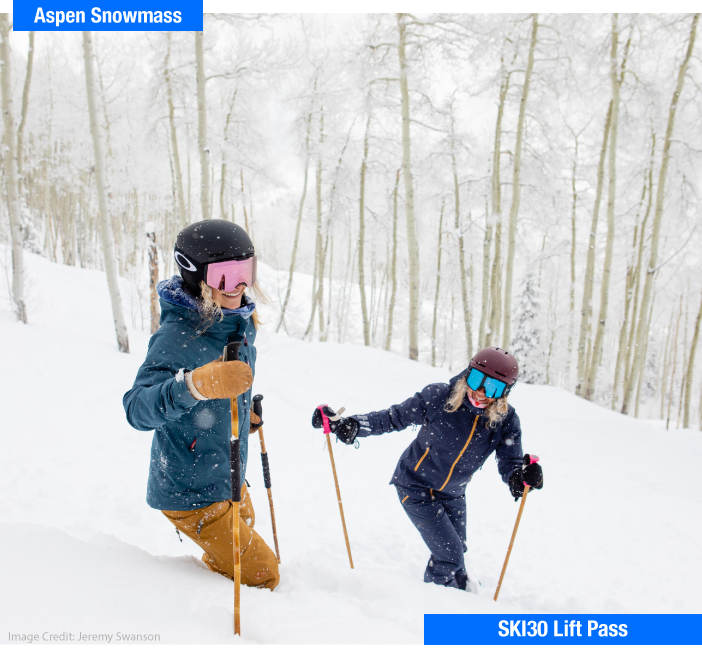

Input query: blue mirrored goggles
[466,367,511,398]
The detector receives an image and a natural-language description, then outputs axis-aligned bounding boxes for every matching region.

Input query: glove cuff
[509,469,525,499]
[185,370,209,401]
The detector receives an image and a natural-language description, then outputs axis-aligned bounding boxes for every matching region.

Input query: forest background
[1,12,701,428]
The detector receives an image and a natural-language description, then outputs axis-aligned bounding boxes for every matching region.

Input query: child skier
[124,219,279,590]
[313,347,543,591]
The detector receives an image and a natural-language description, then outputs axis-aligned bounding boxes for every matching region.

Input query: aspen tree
[622,13,698,415]
[0,15,27,323]
[502,13,538,349]
[146,225,159,334]
[563,119,586,385]
[478,197,492,349]
[195,30,210,219]
[385,169,400,351]
[358,114,372,346]
[682,293,702,428]
[450,107,471,360]
[16,31,34,193]
[397,13,420,361]
[488,59,512,346]
[666,297,683,429]
[612,192,643,408]
[585,15,631,400]
[659,309,675,419]
[576,102,612,397]
[634,289,655,418]
[276,98,313,333]
[240,169,250,234]
[165,33,187,228]
[82,31,129,353]
[218,91,237,220]
[676,304,690,428]
[623,135,655,389]
[431,199,445,366]
[304,107,325,340]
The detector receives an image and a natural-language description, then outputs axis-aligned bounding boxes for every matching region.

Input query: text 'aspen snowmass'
[33,8,183,26]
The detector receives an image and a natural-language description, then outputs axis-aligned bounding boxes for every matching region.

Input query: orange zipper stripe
[438,415,480,492]
[402,495,409,503]
[414,447,430,472]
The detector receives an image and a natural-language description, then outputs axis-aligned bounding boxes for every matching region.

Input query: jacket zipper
[438,415,480,492]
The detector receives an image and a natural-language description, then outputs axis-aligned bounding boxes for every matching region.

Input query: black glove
[509,455,543,500]
[311,405,359,445]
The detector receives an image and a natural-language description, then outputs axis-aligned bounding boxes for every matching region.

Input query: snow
[1,250,701,646]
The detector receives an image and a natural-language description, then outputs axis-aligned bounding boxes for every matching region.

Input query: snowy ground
[1,251,701,646]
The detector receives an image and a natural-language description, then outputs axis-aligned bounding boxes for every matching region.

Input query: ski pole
[252,394,281,563]
[317,405,354,569]
[224,340,243,635]
[493,454,540,602]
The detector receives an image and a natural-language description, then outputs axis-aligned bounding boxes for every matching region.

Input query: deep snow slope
[1,251,701,644]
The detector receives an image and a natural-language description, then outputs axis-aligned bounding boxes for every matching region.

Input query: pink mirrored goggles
[205,256,257,292]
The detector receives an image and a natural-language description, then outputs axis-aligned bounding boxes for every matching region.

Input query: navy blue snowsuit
[350,368,524,589]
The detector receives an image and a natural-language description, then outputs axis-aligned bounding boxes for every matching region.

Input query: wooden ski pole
[252,394,281,563]
[224,341,243,635]
[326,433,354,568]
[494,455,540,602]
[316,405,354,569]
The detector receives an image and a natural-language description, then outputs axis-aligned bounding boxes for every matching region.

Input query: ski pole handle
[261,453,272,489]
[224,341,242,363]
[253,393,263,423]
[224,340,243,503]
[524,454,540,466]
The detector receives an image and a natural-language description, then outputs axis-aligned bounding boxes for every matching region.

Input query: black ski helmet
[174,219,255,297]
[469,347,519,386]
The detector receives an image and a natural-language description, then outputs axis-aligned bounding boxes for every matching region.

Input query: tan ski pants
[162,484,280,590]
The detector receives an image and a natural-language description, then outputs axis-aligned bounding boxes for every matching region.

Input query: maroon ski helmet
[469,347,519,386]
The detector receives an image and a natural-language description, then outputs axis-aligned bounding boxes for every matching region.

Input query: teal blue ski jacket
[123,276,257,511]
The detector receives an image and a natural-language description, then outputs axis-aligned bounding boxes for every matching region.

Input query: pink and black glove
[312,405,359,445]
[509,454,543,500]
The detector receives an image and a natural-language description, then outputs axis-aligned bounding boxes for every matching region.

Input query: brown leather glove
[189,358,253,400]
[249,411,262,434]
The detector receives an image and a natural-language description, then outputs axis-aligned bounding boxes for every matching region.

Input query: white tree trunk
[146,227,160,334]
[397,13,420,361]
[452,135,472,360]
[666,297,683,429]
[16,30,34,193]
[385,169,400,351]
[502,13,538,349]
[195,31,210,219]
[683,293,702,428]
[622,13,698,414]
[358,114,371,346]
[576,102,612,396]
[585,14,629,400]
[165,33,187,229]
[0,15,27,323]
[82,31,129,353]
[565,132,579,385]
[478,198,493,349]
[488,62,511,346]
[431,200,445,366]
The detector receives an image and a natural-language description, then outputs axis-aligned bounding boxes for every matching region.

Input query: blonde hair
[444,377,509,429]
[198,280,268,331]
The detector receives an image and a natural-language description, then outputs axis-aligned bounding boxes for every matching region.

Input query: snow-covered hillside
[1,251,701,644]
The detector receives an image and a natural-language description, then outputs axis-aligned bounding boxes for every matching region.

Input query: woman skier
[313,347,543,591]
[124,219,279,590]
